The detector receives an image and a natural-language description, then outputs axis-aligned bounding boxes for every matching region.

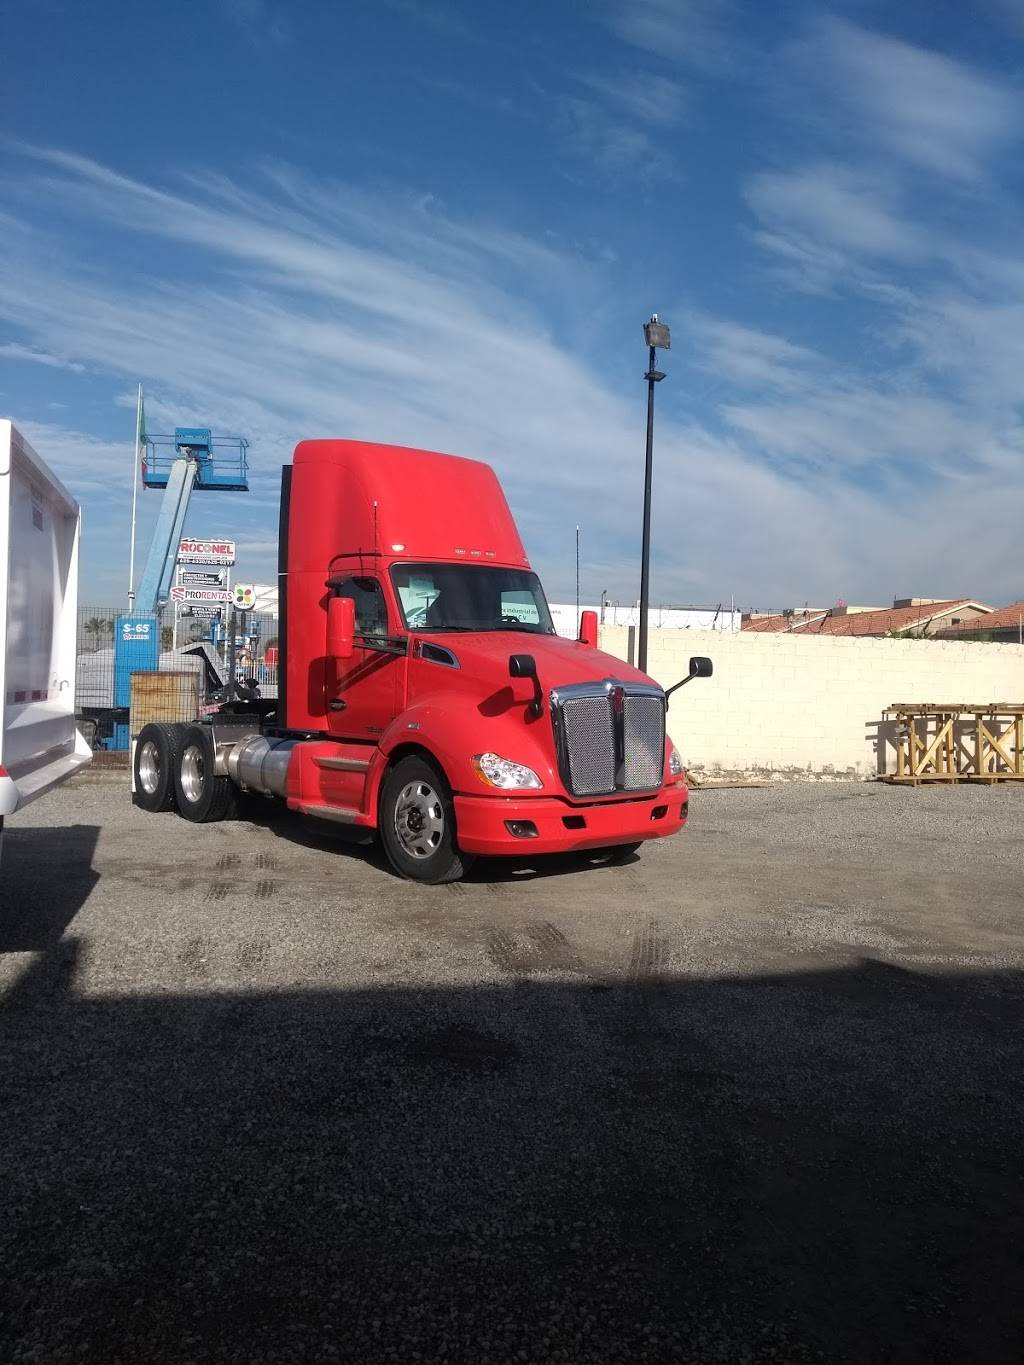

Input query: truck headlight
[668,744,685,779]
[473,753,543,790]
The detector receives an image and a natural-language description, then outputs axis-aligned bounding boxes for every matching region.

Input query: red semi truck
[132,441,711,883]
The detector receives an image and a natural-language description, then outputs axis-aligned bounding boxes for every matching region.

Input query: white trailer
[0,421,91,852]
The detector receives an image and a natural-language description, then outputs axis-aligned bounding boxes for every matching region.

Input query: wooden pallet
[881,704,1024,785]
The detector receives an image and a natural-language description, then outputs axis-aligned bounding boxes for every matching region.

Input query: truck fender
[368,705,459,815]
[372,696,557,808]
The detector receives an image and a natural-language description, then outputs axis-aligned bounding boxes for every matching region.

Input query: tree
[160,626,174,651]
[84,616,106,651]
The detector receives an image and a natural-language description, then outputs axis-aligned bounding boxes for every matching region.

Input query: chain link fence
[76,606,279,750]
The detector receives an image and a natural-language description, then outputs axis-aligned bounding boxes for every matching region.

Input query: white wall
[548,603,740,640]
[599,625,1024,779]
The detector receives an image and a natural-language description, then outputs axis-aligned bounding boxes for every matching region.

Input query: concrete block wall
[598,625,1024,780]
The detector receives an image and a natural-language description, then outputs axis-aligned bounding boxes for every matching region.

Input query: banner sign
[178,538,235,566]
[178,605,223,620]
[170,586,231,604]
[178,568,226,588]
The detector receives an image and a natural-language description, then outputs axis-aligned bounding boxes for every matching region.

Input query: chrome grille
[552,681,666,797]
[622,693,665,790]
[561,694,617,796]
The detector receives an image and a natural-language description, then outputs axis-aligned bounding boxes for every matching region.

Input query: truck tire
[379,755,473,884]
[133,723,184,812]
[173,725,238,823]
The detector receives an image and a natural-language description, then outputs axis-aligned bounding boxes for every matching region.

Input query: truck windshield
[391,564,556,634]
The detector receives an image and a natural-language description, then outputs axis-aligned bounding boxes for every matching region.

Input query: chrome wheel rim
[180,745,206,804]
[138,740,161,796]
[394,780,444,859]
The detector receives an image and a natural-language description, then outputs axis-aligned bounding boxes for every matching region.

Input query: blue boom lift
[106,427,249,750]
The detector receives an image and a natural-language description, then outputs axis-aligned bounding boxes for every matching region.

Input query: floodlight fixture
[643,314,671,350]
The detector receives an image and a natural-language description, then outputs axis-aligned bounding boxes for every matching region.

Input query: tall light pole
[638,313,670,673]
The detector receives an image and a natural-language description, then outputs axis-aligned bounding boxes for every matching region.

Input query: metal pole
[128,382,142,610]
[227,607,238,702]
[638,344,656,674]
[575,525,580,620]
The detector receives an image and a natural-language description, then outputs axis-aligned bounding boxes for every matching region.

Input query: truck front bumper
[453,784,688,857]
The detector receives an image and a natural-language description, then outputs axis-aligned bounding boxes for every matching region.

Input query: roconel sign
[178,538,236,566]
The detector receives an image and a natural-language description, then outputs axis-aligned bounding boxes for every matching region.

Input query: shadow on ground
[0,824,99,950]
[2,938,1023,1362]
[242,797,643,883]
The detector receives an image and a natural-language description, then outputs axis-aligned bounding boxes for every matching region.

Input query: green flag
[137,385,147,478]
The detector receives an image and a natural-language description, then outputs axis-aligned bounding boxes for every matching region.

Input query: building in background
[933,601,1024,644]
[742,598,994,638]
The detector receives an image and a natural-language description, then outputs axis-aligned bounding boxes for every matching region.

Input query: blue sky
[3,0,1024,612]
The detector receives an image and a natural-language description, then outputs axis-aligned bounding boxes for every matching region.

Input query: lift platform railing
[142,431,250,492]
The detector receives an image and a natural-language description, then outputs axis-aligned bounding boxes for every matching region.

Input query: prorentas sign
[178,539,235,566]
[169,587,231,604]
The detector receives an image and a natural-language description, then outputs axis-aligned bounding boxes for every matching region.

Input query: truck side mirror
[508,653,537,678]
[665,655,713,706]
[509,653,543,718]
[327,595,356,660]
[578,610,598,649]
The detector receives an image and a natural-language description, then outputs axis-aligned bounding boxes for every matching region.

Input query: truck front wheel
[173,725,238,823]
[379,755,473,884]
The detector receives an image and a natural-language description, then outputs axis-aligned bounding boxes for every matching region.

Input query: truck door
[326,575,401,741]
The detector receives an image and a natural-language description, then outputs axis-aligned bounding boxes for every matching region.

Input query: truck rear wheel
[133,723,183,812]
[173,725,238,823]
[379,755,472,884]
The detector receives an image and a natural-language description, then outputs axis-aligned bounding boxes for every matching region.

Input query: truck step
[314,754,370,772]
[296,801,364,825]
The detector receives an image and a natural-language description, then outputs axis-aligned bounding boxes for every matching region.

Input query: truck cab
[133,440,711,883]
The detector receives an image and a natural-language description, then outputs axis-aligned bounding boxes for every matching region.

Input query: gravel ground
[2,777,1023,1363]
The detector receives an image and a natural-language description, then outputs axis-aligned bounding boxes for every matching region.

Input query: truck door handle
[329,699,347,711]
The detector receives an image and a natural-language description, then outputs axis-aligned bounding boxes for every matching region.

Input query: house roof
[933,601,1024,637]
[741,600,992,637]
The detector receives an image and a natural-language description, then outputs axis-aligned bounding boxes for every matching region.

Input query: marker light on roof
[391,543,405,552]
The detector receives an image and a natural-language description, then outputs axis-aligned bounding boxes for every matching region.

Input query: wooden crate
[881,703,1024,784]
[129,670,200,737]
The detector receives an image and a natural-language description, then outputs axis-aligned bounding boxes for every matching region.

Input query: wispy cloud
[224,0,291,47]
[0,340,85,372]
[686,316,826,392]
[574,70,688,127]
[427,76,529,121]
[3,144,1024,608]
[555,97,677,181]
[788,18,1022,182]
[379,0,479,42]
[746,163,925,272]
[605,0,738,74]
